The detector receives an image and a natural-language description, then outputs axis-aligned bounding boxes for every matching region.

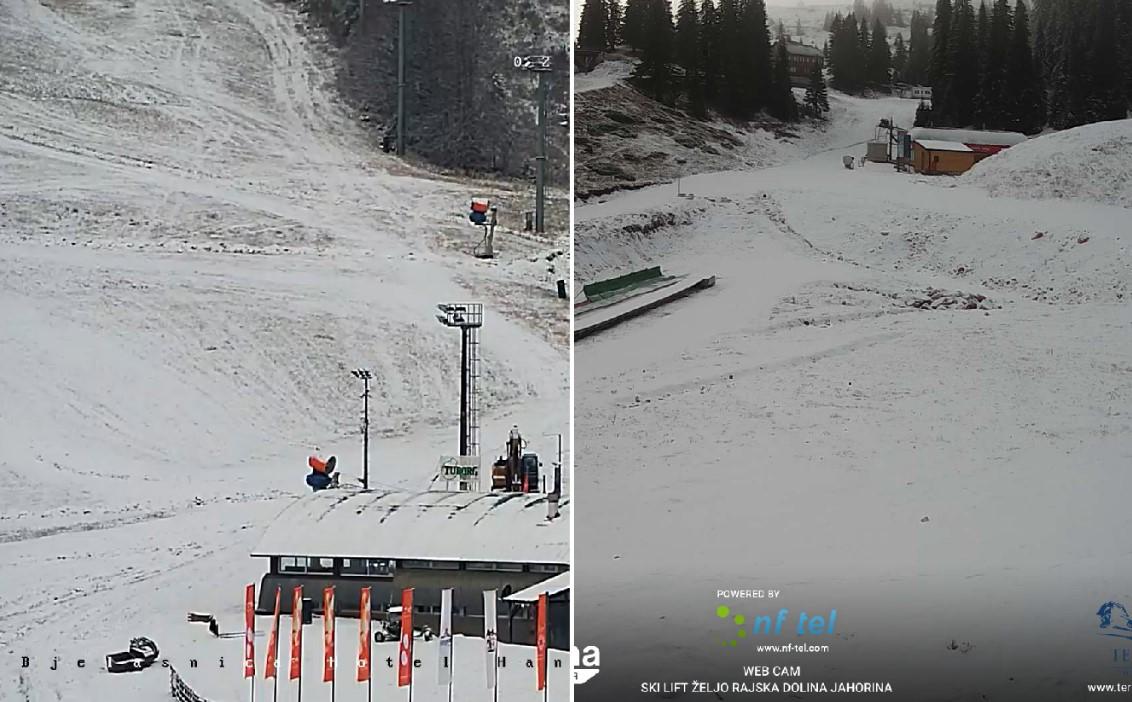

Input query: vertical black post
[362,377,369,490]
[535,70,547,234]
[396,2,407,157]
[459,328,469,456]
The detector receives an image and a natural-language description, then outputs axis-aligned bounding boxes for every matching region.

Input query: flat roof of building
[910,127,1026,146]
[252,489,569,564]
[785,41,823,57]
[914,139,974,153]
[505,572,572,602]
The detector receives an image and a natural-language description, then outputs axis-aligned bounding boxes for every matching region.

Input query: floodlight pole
[352,369,373,489]
[535,69,547,233]
[396,1,410,157]
[514,55,553,234]
[362,375,369,489]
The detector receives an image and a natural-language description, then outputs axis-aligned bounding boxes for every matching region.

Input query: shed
[911,139,978,175]
[909,127,1027,156]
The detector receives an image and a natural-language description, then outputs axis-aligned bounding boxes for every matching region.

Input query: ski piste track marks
[0,1,567,699]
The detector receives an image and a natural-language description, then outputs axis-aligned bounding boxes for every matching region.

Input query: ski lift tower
[436,303,483,460]
[513,54,552,234]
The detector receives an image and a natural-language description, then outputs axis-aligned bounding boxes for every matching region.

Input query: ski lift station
[251,488,570,648]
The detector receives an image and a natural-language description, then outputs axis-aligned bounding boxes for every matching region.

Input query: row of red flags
[243,584,550,690]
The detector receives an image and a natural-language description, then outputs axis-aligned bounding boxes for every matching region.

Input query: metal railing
[169,667,210,702]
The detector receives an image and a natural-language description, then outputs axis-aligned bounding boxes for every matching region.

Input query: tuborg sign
[437,455,481,491]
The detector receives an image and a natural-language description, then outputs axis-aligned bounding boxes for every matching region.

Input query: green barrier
[583,266,663,301]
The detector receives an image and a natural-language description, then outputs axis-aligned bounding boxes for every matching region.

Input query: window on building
[467,561,525,572]
[529,563,566,574]
[368,559,395,576]
[280,557,307,573]
[402,559,459,570]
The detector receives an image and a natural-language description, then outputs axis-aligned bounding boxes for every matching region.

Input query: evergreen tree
[946,0,978,125]
[804,60,830,116]
[1005,0,1045,132]
[906,11,932,84]
[831,13,867,92]
[676,0,705,117]
[915,99,935,125]
[739,0,774,116]
[893,33,908,80]
[716,0,743,116]
[631,0,675,103]
[858,16,871,57]
[701,0,722,106]
[607,0,623,49]
[622,0,647,50]
[982,0,1013,127]
[578,0,608,51]
[868,18,891,84]
[769,39,799,121]
[973,1,991,126]
[1088,0,1125,122]
[930,0,954,116]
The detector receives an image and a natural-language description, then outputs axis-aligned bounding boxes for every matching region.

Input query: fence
[169,667,210,702]
[581,266,663,301]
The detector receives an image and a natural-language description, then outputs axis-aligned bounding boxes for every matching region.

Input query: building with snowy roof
[783,40,824,87]
[252,488,569,648]
[912,139,978,175]
[910,127,1027,156]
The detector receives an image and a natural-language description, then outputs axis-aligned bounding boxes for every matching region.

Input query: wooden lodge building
[783,40,823,87]
[252,489,570,649]
[909,127,1028,175]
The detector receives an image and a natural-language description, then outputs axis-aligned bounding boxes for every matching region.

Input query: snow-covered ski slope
[576,98,1132,697]
[0,1,567,699]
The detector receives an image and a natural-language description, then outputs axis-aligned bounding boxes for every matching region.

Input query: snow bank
[574,57,634,93]
[963,119,1132,208]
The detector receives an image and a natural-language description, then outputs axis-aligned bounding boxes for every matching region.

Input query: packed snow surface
[0,0,567,699]
[963,118,1132,209]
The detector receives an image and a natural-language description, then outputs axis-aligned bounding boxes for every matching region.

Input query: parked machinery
[490,425,541,493]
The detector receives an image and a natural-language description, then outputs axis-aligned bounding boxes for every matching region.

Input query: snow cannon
[469,198,490,225]
[306,455,338,491]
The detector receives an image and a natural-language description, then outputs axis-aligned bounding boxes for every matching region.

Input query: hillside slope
[0,1,567,699]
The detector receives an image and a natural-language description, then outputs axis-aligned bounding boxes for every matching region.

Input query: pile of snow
[963,119,1132,208]
[575,57,634,93]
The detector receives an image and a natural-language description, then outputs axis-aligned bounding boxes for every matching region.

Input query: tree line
[577,0,830,123]
[825,0,1130,133]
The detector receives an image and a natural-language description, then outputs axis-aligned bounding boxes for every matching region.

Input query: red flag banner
[397,588,414,687]
[265,587,281,679]
[322,586,336,683]
[289,586,303,681]
[536,593,548,691]
[357,587,372,683]
[243,584,256,679]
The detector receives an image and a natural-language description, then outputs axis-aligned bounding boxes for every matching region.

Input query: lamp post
[351,369,373,489]
[384,0,412,156]
[513,55,553,233]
